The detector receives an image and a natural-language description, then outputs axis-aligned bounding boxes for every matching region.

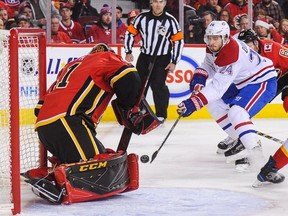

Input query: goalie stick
[117,22,167,152]
[150,114,182,163]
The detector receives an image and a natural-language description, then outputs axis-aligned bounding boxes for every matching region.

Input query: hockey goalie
[21,43,160,204]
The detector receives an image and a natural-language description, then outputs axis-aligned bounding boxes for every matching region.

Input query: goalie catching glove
[112,98,160,135]
[177,93,208,117]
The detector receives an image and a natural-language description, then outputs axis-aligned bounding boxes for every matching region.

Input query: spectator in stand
[18,0,60,29]
[0,0,21,18]
[236,13,249,30]
[254,0,284,29]
[253,7,274,26]
[58,3,86,44]
[254,19,284,43]
[0,18,4,29]
[166,0,198,21]
[189,10,218,44]
[71,0,98,22]
[127,9,141,45]
[18,3,37,28]
[278,18,288,44]
[86,6,125,44]
[218,8,237,35]
[53,0,76,10]
[184,9,206,44]
[197,0,222,17]
[51,16,72,44]
[16,14,30,28]
[127,9,140,26]
[224,0,248,29]
[0,7,9,29]
[232,13,249,38]
[116,5,126,30]
[202,10,218,28]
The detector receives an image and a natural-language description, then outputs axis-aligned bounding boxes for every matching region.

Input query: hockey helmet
[204,21,230,45]
[89,43,112,54]
[237,29,259,43]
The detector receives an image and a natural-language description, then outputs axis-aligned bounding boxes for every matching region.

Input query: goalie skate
[216,136,238,154]
[24,178,64,204]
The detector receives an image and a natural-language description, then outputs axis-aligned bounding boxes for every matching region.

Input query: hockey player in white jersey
[177,21,277,171]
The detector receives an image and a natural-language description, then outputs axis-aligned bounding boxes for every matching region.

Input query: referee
[124,0,184,123]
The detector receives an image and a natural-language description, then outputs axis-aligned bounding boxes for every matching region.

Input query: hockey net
[0,29,47,215]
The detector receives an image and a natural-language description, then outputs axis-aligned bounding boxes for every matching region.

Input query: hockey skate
[224,139,248,163]
[252,156,285,188]
[235,157,250,172]
[216,136,238,154]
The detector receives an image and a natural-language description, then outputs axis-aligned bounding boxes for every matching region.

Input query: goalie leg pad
[123,153,139,192]
[54,151,133,204]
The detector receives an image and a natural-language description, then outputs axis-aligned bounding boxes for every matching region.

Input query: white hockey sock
[228,105,258,150]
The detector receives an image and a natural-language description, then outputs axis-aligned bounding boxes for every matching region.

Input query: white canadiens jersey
[200,37,277,103]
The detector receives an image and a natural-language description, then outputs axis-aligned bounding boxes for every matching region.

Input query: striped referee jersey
[124,10,184,64]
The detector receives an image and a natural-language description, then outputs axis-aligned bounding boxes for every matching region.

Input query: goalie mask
[89,43,113,54]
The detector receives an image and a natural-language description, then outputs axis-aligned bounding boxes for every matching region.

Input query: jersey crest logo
[5,0,20,6]
[264,43,273,52]
[279,48,288,58]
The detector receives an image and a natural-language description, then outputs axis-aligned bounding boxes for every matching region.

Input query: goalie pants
[37,115,106,163]
[136,53,170,119]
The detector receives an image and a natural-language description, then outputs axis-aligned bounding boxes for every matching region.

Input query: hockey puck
[140,155,150,163]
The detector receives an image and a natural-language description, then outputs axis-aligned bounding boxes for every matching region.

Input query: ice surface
[17,119,288,216]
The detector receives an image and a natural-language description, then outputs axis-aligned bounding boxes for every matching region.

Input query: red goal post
[0,28,47,215]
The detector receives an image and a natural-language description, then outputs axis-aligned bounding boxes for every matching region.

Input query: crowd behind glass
[1,0,288,44]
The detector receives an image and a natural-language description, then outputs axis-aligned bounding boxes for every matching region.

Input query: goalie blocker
[23,151,139,204]
[112,97,160,135]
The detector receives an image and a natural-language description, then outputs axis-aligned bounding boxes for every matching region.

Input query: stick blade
[150,151,159,163]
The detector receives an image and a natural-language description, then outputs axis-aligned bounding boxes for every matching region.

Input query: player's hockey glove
[190,68,208,94]
[177,93,208,117]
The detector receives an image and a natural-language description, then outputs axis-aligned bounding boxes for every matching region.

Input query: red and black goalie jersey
[36,52,137,129]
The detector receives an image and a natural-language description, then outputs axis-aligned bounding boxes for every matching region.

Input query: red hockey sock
[273,146,288,169]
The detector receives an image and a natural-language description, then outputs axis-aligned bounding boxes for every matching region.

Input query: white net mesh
[0,30,13,210]
[0,30,43,213]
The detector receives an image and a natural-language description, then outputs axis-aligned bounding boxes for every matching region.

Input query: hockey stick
[256,130,285,145]
[150,114,182,163]
[117,23,167,152]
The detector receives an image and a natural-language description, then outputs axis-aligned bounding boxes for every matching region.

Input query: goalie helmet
[237,29,259,43]
[204,21,230,46]
[89,43,113,54]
